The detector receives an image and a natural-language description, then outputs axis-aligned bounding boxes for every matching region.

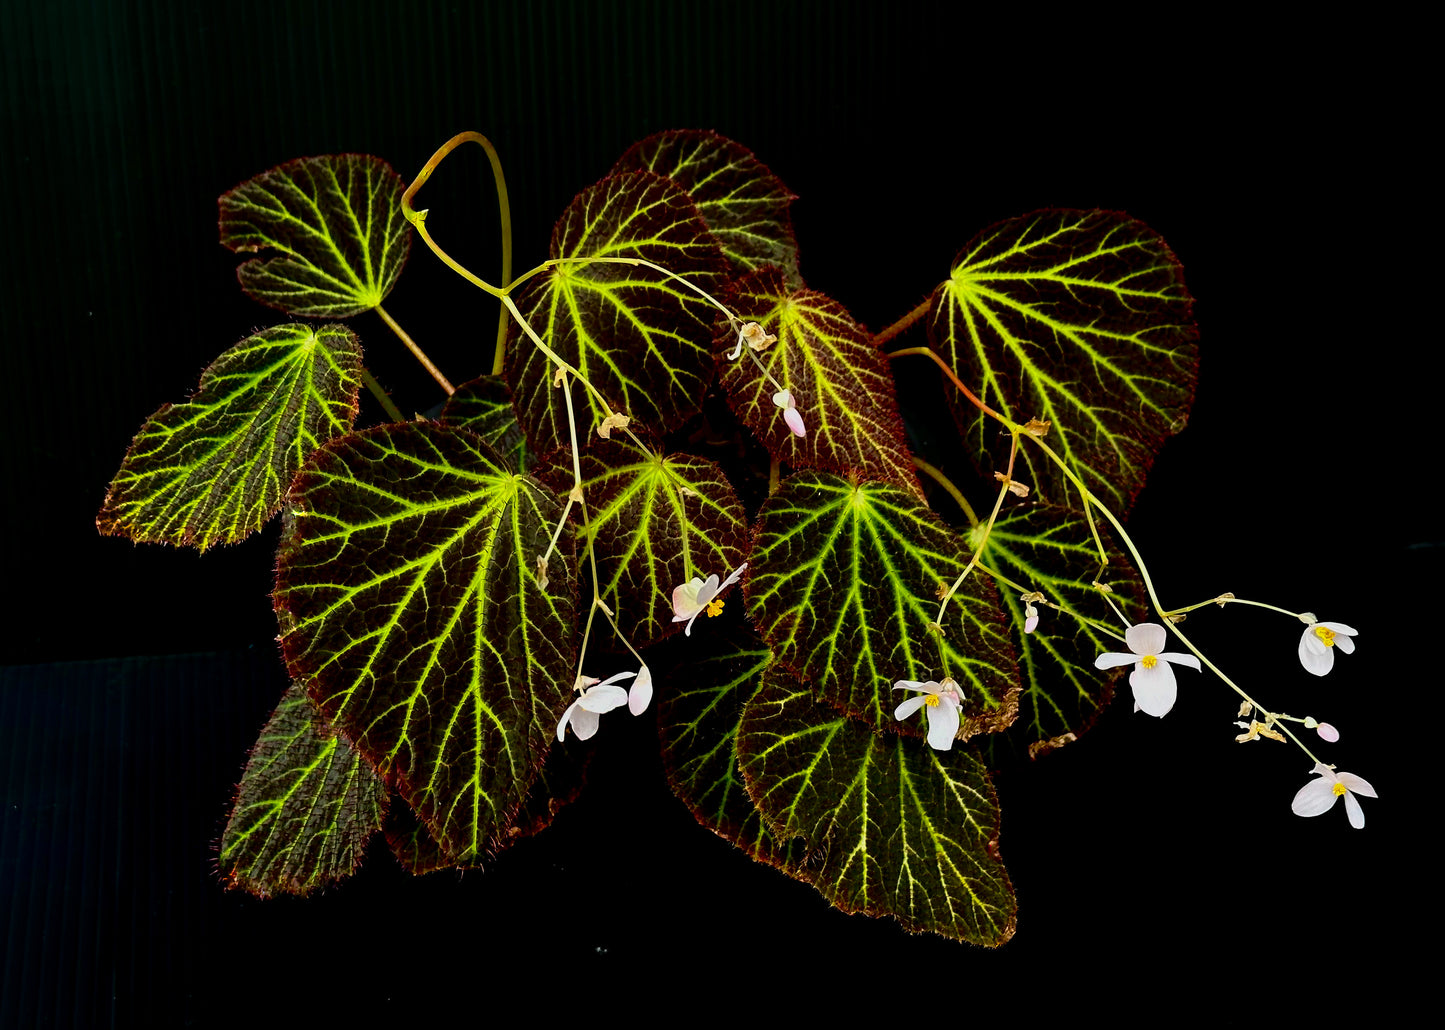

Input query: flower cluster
[556,666,654,741]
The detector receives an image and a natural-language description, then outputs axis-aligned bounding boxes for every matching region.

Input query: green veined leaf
[928,209,1197,515]
[219,153,410,317]
[719,267,922,500]
[440,374,532,473]
[385,797,458,875]
[748,470,1020,739]
[655,625,812,874]
[612,129,801,285]
[504,171,727,455]
[738,672,1016,945]
[275,422,575,862]
[979,503,1147,755]
[97,323,362,550]
[219,681,388,897]
[561,437,748,648]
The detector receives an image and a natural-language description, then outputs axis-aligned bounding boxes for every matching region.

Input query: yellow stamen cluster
[1315,626,1337,647]
[1140,654,1159,669]
[923,694,941,707]
[706,598,725,618]
[1332,782,1348,797]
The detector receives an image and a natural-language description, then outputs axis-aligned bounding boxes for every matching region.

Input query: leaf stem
[935,430,1018,626]
[910,457,978,526]
[884,345,1008,424]
[374,303,454,395]
[359,367,406,423]
[874,297,931,347]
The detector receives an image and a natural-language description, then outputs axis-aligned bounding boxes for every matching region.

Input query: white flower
[556,671,635,742]
[1291,762,1377,828]
[771,389,806,437]
[628,665,654,716]
[1093,622,1202,718]
[893,678,962,750]
[1298,620,1358,677]
[671,563,748,636]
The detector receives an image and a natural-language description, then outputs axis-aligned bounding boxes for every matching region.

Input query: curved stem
[874,297,931,347]
[911,457,978,526]
[359,367,406,423]
[885,345,1009,424]
[375,303,454,395]
[401,132,508,301]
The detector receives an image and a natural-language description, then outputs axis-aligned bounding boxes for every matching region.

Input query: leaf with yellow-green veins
[748,470,1021,739]
[504,170,727,455]
[563,436,748,648]
[738,672,1016,945]
[219,153,410,318]
[975,503,1147,756]
[274,422,576,863]
[612,129,801,286]
[655,624,812,874]
[718,267,923,501]
[97,323,362,550]
[440,374,531,473]
[928,209,1197,516]
[219,680,388,897]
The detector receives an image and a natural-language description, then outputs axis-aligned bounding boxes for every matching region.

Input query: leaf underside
[748,470,1021,740]
[739,672,1016,945]
[719,267,922,500]
[219,153,410,317]
[980,503,1147,755]
[219,681,388,897]
[560,437,749,648]
[275,422,576,862]
[655,625,812,874]
[929,208,1197,515]
[97,323,362,550]
[504,170,727,455]
[612,129,801,286]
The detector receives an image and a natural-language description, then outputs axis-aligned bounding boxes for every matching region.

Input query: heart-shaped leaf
[504,170,727,455]
[748,470,1020,739]
[219,681,388,897]
[612,129,801,285]
[719,267,922,499]
[739,672,1016,945]
[219,153,410,317]
[560,437,749,648]
[97,323,362,550]
[928,209,1197,515]
[275,422,575,862]
[655,625,811,873]
[978,503,1147,755]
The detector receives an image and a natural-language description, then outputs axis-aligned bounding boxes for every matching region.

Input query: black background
[1,1,1429,1024]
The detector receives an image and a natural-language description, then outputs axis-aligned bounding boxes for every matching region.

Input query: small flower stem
[972,559,1128,643]
[769,457,781,496]
[374,303,455,395]
[359,367,406,423]
[935,431,1019,625]
[873,297,932,347]
[911,457,979,526]
[1162,595,1313,621]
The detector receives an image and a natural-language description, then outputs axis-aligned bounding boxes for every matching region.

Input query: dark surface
[1,1,1427,1024]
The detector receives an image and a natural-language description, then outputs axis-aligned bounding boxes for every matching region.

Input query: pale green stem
[911,457,979,526]
[375,303,454,395]
[935,430,1019,626]
[1163,596,1315,621]
[359,367,405,423]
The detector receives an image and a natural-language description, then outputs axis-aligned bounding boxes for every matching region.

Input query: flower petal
[1320,621,1358,636]
[1298,634,1334,676]
[1333,634,1356,655]
[629,666,654,715]
[671,577,708,621]
[1024,614,1039,633]
[894,695,928,720]
[1130,662,1178,717]
[1291,775,1339,817]
[1336,772,1377,798]
[1158,652,1202,672]
[1344,791,1365,829]
[924,698,960,750]
[1316,722,1340,743]
[577,683,630,713]
[893,680,941,695]
[569,707,601,741]
[783,406,806,437]
[1094,651,1139,671]
[692,573,723,607]
[557,699,582,742]
[1125,622,1167,656]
